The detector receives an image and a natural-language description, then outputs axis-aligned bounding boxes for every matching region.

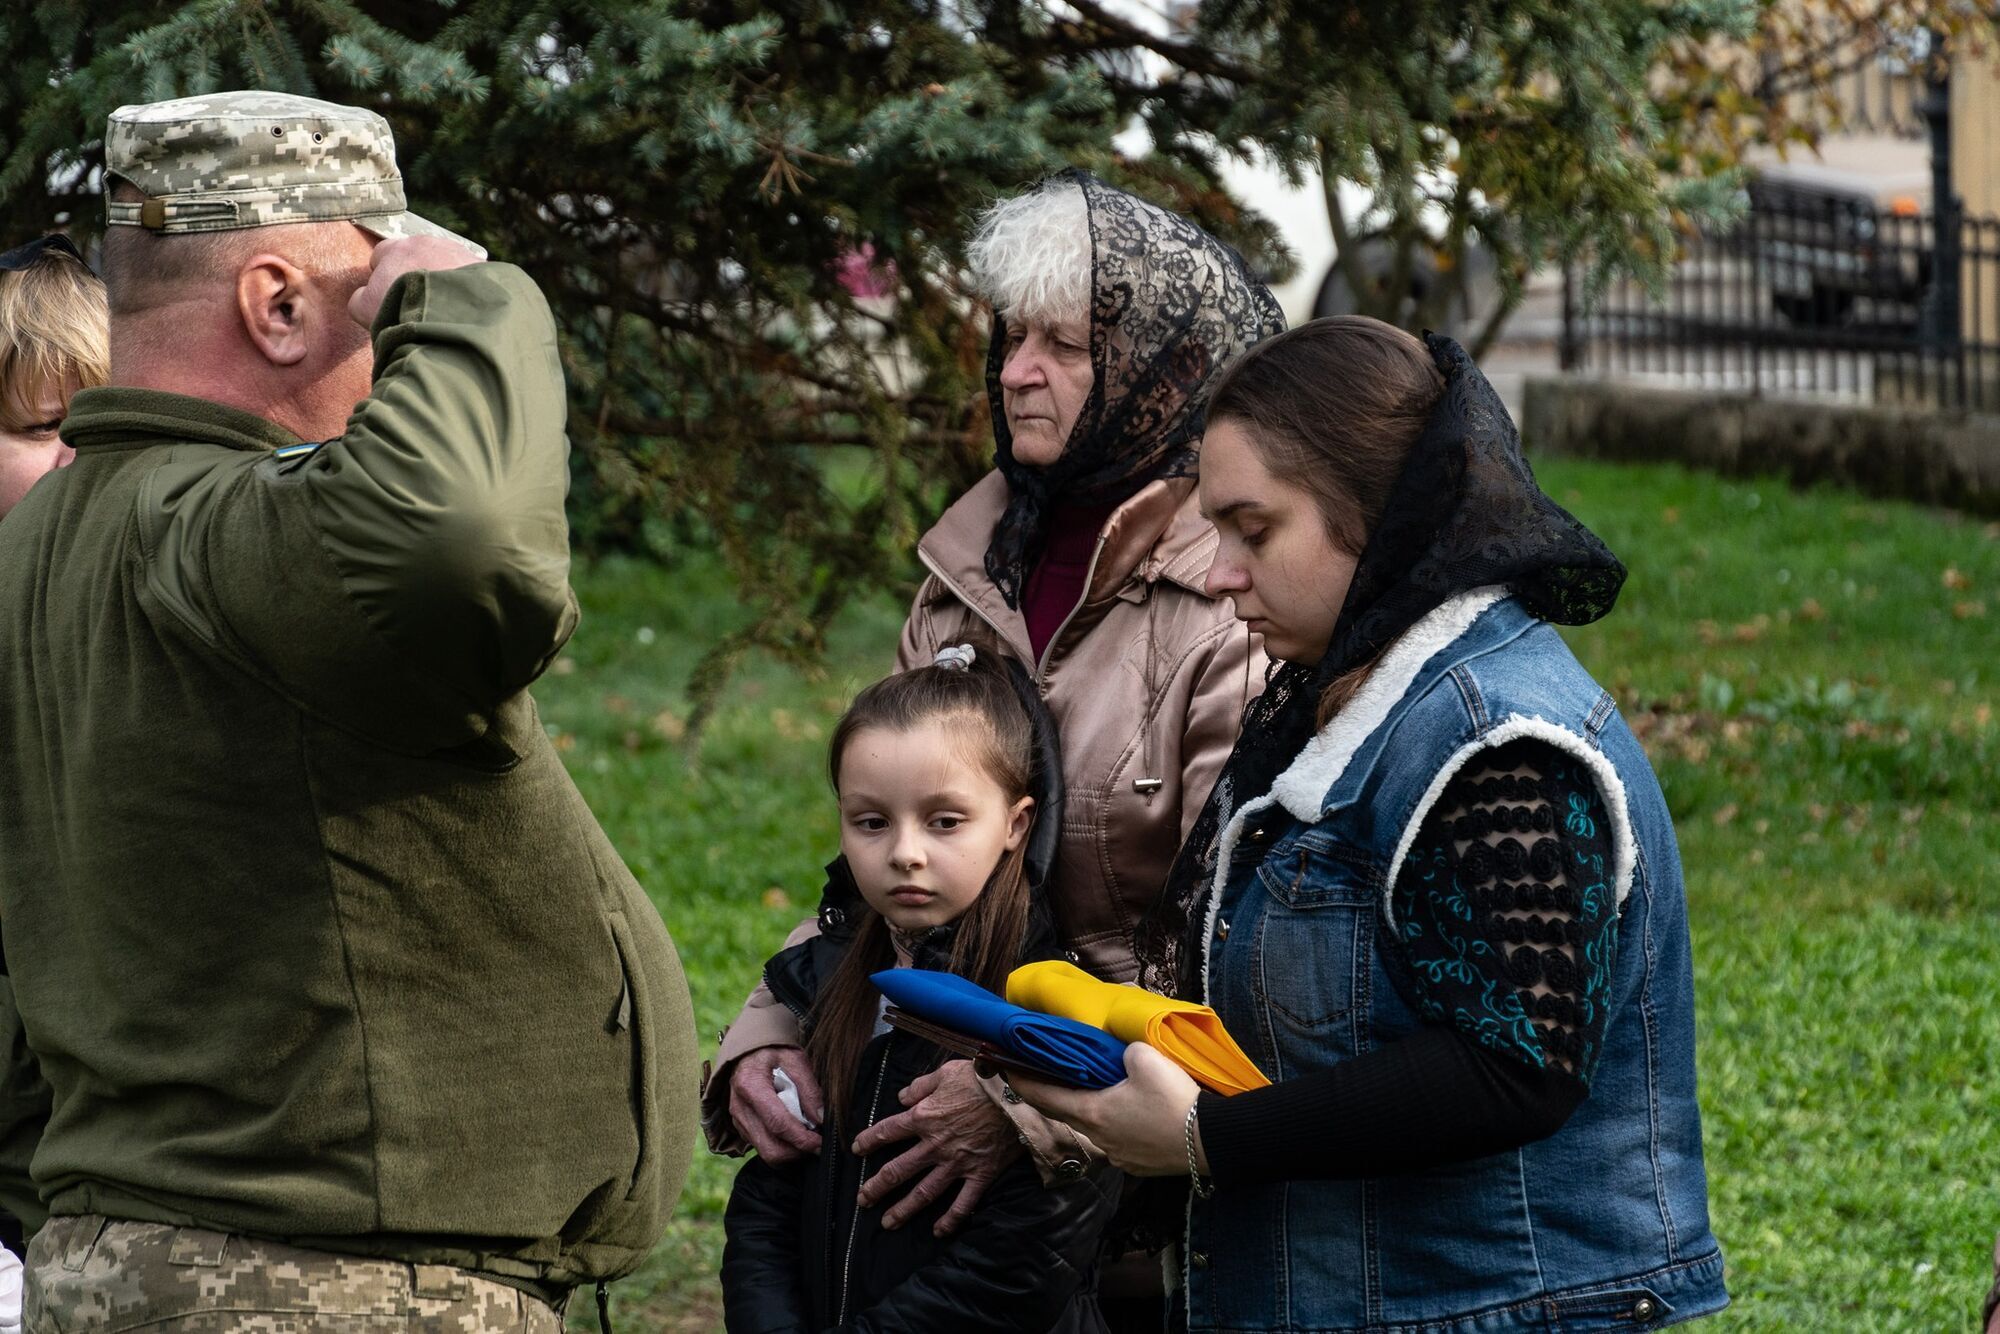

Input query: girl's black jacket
[721,857,1119,1334]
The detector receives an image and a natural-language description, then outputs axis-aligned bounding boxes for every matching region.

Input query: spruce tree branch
[596,287,956,410]
[1319,147,1377,318]
[1051,0,1261,86]
[603,411,952,450]
[1467,285,1525,360]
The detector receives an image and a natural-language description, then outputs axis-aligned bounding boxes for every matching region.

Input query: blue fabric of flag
[872,967,1128,1088]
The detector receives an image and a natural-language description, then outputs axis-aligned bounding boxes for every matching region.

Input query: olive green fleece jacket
[0,263,697,1289]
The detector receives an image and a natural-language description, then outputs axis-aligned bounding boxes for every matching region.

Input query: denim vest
[1188,589,1727,1332]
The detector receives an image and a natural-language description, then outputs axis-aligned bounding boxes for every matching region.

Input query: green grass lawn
[543,458,2000,1331]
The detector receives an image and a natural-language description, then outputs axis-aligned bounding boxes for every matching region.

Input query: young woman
[1013,317,1728,1331]
[722,645,1118,1333]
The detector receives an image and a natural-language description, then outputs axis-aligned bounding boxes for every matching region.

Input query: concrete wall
[1955,50,2000,345]
[1520,376,2000,516]
[1955,50,2000,224]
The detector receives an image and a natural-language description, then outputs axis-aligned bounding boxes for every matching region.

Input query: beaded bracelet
[1185,1099,1213,1199]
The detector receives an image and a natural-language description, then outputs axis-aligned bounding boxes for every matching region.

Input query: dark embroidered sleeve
[1390,738,1618,1086]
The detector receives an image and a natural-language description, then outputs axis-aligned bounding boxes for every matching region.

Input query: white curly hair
[966,178,1091,330]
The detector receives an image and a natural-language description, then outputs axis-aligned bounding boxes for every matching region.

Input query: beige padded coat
[702,468,1263,1153]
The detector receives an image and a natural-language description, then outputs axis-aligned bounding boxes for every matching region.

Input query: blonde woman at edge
[0,235,106,521]
[0,235,107,1332]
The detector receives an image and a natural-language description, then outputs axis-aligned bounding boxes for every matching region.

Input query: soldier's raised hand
[348,235,483,328]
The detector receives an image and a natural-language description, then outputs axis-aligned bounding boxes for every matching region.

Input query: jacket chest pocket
[606,909,657,1202]
[1245,840,1382,1075]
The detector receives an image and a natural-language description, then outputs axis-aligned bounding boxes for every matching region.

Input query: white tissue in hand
[0,1244,22,1334]
[773,1067,818,1129]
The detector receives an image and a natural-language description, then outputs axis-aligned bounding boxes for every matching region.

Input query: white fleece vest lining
[1198,587,1504,1000]
[1196,586,1637,995]
[1380,714,1636,932]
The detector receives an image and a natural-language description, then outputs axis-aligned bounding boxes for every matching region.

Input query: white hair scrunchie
[933,644,976,673]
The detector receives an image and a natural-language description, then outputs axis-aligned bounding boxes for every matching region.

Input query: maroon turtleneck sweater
[1022,502,1118,663]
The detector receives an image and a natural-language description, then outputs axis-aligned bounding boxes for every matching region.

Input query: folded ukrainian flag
[1006,960,1270,1096]
[871,968,1129,1089]
[870,963,1270,1096]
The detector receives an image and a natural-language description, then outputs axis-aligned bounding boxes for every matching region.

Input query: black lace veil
[1132,332,1627,999]
[983,169,1286,608]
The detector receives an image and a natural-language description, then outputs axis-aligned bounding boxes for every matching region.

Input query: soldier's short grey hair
[967,179,1089,331]
[99,181,361,318]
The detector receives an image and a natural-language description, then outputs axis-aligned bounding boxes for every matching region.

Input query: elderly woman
[1014,317,1728,1331]
[703,170,1283,1318]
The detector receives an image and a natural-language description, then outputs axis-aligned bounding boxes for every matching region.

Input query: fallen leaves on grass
[1942,567,1972,591]
[762,887,792,910]
[1798,598,1826,622]
[1694,616,1782,645]
[769,708,822,742]
[652,709,688,742]
[1628,707,1715,763]
[1951,600,1986,620]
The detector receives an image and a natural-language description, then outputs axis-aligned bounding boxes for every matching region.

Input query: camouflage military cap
[104,90,485,258]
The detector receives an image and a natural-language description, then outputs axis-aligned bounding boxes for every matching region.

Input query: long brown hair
[1204,316,1445,721]
[808,643,1038,1125]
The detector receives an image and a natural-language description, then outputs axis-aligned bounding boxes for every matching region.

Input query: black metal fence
[1561,181,2000,413]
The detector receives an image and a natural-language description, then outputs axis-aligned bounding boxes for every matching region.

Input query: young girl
[722,644,1118,1334]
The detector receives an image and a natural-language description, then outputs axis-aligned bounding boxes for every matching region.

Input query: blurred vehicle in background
[1747,135,1934,329]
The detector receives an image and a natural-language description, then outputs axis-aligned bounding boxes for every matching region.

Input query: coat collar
[62,387,303,456]
[1266,587,1511,823]
[915,470,1220,661]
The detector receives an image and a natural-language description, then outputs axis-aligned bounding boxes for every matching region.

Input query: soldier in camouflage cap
[3,89,697,1333]
[104,90,484,256]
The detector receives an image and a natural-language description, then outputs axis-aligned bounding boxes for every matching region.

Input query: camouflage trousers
[25,1216,566,1332]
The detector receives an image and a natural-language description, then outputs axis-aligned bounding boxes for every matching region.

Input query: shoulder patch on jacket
[268,440,327,471]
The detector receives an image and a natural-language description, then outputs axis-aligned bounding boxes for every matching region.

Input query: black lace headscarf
[982,169,1286,608]
[1132,331,1628,1000]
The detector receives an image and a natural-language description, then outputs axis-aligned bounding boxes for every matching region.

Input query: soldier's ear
[236,253,312,368]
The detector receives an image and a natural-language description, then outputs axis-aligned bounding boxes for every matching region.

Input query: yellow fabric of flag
[1004,960,1271,1096]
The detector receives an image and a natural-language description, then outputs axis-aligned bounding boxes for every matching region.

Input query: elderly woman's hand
[851,1059,1025,1235]
[1006,1043,1205,1178]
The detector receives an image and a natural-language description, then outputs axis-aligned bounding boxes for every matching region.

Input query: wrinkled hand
[728,1045,825,1163]
[1006,1043,1202,1178]
[851,1059,1023,1236]
[348,234,483,328]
